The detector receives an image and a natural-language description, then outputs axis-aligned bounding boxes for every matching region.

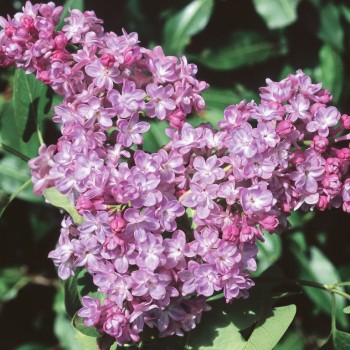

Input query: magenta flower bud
[311,135,329,153]
[123,49,136,66]
[290,150,306,166]
[168,110,186,129]
[325,157,341,174]
[316,89,332,104]
[110,213,127,234]
[222,224,240,241]
[54,33,67,49]
[322,174,342,195]
[20,15,34,29]
[317,195,329,211]
[276,120,293,135]
[5,25,15,38]
[100,53,116,68]
[333,148,350,160]
[259,215,279,232]
[76,195,94,214]
[341,114,350,129]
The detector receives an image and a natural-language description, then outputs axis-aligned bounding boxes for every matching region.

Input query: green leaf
[189,267,286,349]
[72,314,101,338]
[0,102,38,159]
[54,289,98,350]
[163,0,214,55]
[76,268,106,302]
[0,153,41,203]
[274,328,304,350]
[43,187,83,225]
[343,306,350,314]
[58,0,85,30]
[244,305,296,350]
[143,119,170,153]
[64,274,81,319]
[12,70,53,154]
[334,330,350,349]
[254,233,282,276]
[0,267,29,303]
[290,244,348,328]
[190,31,287,71]
[252,0,301,29]
[318,3,343,52]
[14,344,48,350]
[314,45,343,103]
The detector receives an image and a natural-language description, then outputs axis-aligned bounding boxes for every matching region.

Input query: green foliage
[252,0,302,29]
[190,31,287,71]
[163,0,214,55]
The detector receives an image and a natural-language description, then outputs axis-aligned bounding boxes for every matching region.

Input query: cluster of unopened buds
[2,1,350,346]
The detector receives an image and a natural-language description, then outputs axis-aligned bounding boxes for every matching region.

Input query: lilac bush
[2,1,350,347]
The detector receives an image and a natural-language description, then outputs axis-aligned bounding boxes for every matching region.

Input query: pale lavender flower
[145,83,176,119]
[117,113,150,147]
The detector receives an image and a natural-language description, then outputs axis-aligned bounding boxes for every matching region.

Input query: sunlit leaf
[43,187,83,225]
[252,0,301,29]
[343,306,350,314]
[163,0,214,55]
[190,31,287,71]
[274,328,304,350]
[72,314,101,338]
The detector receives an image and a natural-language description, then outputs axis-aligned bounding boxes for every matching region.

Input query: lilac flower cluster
[3,1,350,346]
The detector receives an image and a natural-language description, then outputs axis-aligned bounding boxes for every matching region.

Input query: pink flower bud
[317,195,329,211]
[316,89,332,104]
[332,148,350,160]
[311,135,329,153]
[100,53,115,68]
[76,195,94,214]
[20,15,34,29]
[169,110,186,129]
[123,48,136,66]
[341,114,350,129]
[290,150,305,166]
[276,120,293,135]
[222,224,240,242]
[322,174,342,195]
[110,213,127,234]
[54,33,67,50]
[325,157,341,174]
[259,215,279,232]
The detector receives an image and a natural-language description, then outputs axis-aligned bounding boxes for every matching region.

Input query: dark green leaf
[54,289,97,350]
[318,3,344,52]
[252,0,301,29]
[0,102,39,159]
[12,70,53,155]
[58,0,85,30]
[190,31,287,71]
[163,0,214,55]
[72,314,101,338]
[315,45,343,103]
[76,268,105,302]
[0,267,29,303]
[14,344,48,350]
[143,119,170,153]
[189,267,285,349]
[0,153,41,203]
[334,330,350,349]
[290,244,348,328]
[254,233,282,276]
[341,5,350,23]
[43,187,83,225]
[64,274,81,319]
[274,328,304,350]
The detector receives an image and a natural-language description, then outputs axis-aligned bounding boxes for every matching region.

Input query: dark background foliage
[1,0,350,349]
